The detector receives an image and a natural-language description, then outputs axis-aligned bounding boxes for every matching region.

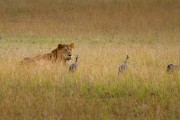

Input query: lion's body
[22,53,51,64]
[21,43,74,65]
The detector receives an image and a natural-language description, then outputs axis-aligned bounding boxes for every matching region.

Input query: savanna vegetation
[0,0,180,119]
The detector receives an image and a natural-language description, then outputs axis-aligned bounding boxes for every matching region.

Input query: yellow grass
[0,0,180,119]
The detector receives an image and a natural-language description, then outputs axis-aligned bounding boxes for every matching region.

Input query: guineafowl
[118,55,129,75]
[166,64,180,73]
[69,55,79,72]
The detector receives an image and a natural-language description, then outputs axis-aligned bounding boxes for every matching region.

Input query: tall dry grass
[0,44,180,119]
[0,0,180,119]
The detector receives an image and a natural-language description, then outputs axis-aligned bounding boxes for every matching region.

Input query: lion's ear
[69,43,74,49]
[58,44,64,49]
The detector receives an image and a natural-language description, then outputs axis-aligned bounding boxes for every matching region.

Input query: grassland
[0,0,180,119]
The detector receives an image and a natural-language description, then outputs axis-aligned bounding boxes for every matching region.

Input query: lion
[21,43,74,65]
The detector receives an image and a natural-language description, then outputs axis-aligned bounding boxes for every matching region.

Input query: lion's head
[52,43,75,62]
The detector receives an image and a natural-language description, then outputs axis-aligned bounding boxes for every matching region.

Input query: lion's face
[57,43,74,61]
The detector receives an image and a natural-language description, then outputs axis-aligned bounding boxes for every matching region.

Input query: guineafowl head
[126,55,129,60]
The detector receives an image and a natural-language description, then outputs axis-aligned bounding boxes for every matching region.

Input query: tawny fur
[21,43,74,65]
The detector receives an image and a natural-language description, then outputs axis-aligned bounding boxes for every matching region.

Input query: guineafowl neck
[124,59,128,64]
[75,58,78,62]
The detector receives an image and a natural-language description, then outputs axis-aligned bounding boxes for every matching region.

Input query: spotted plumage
[166,64,180,73]
[69,55,79,72]
[118,55,129,75]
